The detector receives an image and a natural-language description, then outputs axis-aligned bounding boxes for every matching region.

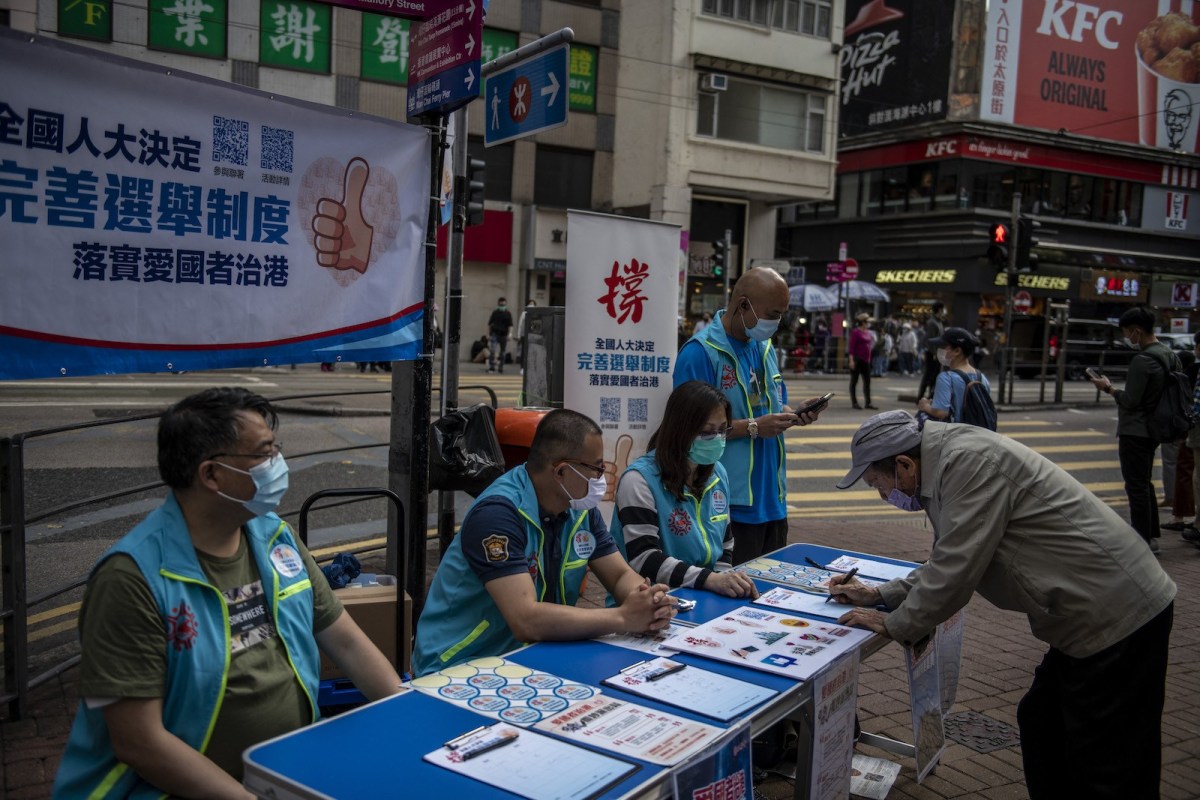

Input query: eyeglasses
[564,460,605,478]
[696,426,732,441]
[208,442,283,461]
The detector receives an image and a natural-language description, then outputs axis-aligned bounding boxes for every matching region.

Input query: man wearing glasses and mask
[673,266,825,563]
[413,409,677,676]
[56,388,402,799]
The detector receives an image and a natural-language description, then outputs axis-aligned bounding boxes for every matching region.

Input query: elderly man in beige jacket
[832,411,1175,800]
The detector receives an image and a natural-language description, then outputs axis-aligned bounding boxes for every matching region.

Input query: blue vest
[54,494,321,799]
[611,453,731,569]
[412,466,597,677]
[688,311,787,507]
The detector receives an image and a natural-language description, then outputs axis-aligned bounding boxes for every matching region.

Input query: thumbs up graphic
[312,158,375,274]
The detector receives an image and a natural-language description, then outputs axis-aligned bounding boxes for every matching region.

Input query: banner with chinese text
[564,211,680,493]
[0,30,430,380]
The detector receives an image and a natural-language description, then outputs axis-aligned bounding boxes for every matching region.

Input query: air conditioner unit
[700,73,728,93]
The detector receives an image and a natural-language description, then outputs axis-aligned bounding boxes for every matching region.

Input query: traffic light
[1017,216,1040,271]
[466,157,485,227]
[987,222,1010,269]
[711,238,727,278]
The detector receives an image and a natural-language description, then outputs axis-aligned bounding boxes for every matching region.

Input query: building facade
[779,0,1200,341]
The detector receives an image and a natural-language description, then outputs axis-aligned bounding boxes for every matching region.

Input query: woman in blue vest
[612,381,758,597]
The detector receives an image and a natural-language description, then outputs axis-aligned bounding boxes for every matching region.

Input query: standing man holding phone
[673,267,825,563]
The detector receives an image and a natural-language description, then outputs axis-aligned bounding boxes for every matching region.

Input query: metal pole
[481,27,574,77]
[1001,192,1021,404]
[438,108,469,557]
[390,118,446,622]
[722,228,732,302]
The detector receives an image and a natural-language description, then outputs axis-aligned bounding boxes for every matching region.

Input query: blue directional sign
[483,44,569,147]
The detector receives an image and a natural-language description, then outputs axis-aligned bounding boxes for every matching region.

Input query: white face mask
[214,454,289,516]
[739,300,780,343]
[560,463,607,511]
[936,348,952,367]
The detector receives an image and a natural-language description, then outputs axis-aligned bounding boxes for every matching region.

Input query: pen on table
[646,663,687,682]
[462,731,519,761]
[826,567,859,604]
[804,557,826,569]
[444,726,488,749]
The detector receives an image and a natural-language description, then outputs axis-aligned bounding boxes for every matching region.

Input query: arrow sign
[541,70,560,106]
[484,44,570,146]
[405,2,483,119]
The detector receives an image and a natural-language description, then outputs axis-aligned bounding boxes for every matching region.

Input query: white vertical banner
[565,211,680,494]
[810,651,860,800]
[979,0,1022,124]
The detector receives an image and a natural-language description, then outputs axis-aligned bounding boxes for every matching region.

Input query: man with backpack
[1089,307,1183,554]
[917,327,997,430]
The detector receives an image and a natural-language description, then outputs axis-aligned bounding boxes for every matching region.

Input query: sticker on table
[661,604,874,681]
[409,657,600,727]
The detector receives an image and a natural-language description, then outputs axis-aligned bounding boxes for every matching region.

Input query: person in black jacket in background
[487,297,514,374]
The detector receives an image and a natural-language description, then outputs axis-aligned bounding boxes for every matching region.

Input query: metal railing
[0,384,498,719]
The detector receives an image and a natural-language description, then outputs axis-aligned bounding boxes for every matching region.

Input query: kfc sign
[982,0,1200,154]
[1166,191,1189,230]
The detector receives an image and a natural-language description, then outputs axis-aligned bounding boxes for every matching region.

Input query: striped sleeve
[615,470,711,590]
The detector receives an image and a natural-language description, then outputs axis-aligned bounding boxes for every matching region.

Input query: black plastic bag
[429,403,505,497]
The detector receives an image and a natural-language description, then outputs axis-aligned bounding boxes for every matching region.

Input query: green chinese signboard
[361,13,410,84]
[481,28,517,65]
[148,0,227,59]
[58,0,112,41]
[569,44,597,113]
[260,1,331,74]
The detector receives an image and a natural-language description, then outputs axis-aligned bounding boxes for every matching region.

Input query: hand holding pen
[825,567,859,604]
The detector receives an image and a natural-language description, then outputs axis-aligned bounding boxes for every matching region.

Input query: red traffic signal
[986,222,1010,269]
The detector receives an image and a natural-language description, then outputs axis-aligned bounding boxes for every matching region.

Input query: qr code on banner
[212,116,248,166]
[600,397,621,423]
[260,126,294,173]
[627,398,647,423]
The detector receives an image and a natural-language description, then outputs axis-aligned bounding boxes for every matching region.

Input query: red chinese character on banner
[598,258,650,324]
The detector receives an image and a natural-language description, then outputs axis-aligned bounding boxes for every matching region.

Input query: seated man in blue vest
[413,409,677,676]
[55,388,403,800]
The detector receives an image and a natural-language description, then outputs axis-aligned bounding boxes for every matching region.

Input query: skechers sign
[992,274,1071,291]
[876,270,956,283]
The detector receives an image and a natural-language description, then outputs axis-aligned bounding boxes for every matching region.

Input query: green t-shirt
[78,531,343,780]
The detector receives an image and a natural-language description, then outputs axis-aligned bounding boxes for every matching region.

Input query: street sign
[483,43,569,146]
[826,257,858,283]
[1013,290,1033,314]
[315,0,432,20]
[405,0,483,119]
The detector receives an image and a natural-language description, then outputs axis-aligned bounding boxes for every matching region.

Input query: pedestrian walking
[916,302,946,400]
[487,297,514,374]
[848,312,876,410]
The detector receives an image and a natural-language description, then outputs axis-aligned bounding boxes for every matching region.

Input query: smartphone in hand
[1085,368,1102,381]
[797,392,834,416]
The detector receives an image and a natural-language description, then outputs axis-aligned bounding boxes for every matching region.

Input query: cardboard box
[319,575,412,680]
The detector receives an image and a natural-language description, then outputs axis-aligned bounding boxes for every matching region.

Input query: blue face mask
[740,300,780,343]
[688,435,726,465]
[886,464,922,512]
[215,453,290,516]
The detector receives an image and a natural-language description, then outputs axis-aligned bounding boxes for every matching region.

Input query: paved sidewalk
[3,518,1197,798]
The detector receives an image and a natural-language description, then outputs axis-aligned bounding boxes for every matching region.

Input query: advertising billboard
[839,0,956,136]
[981,0,1200,153]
